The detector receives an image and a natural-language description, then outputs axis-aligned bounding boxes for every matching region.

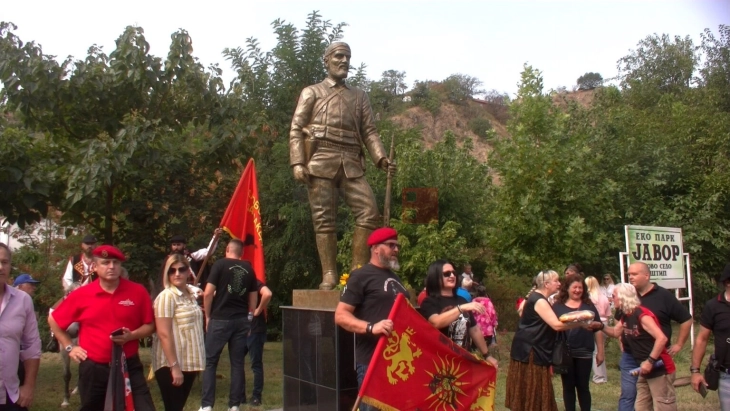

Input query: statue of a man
[289,41,394,290]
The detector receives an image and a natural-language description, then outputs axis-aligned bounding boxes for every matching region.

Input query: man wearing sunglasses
[335,227,409,411]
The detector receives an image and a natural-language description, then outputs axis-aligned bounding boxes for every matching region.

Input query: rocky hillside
[390,101,508,163]
[389,89,596,163]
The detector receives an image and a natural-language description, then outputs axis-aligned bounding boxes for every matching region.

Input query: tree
[379,70,408,96]
[0,22,232,243]
[617,33,697,105]
[442,73,483,104]
[576,72,603,90]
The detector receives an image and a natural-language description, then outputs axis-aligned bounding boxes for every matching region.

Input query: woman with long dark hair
[419,259,498,367]
[552,273,603,411]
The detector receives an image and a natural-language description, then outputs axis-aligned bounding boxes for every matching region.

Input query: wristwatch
[65,344,74,353]
[690,367,701,373]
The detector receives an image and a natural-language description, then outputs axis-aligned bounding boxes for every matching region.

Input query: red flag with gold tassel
[219,158,265,283]
[358,294,497,411]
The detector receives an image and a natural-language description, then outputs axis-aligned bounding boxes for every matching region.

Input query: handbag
[704,354,720,391]
[552,332,572,375]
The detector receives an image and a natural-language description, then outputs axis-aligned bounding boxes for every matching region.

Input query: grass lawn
[33,343,283,411]
[31,332,720,410]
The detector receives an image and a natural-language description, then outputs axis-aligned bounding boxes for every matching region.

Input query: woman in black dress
[506,270,601,411]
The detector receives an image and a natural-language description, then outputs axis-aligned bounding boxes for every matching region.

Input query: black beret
[169,235,186,244]
[82,234,97,244]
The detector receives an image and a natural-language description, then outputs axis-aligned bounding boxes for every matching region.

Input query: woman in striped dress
[152,254,206,411]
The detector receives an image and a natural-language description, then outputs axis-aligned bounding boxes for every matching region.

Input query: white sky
[3,0,728,96]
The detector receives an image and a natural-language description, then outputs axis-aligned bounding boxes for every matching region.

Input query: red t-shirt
[53,278,154,363]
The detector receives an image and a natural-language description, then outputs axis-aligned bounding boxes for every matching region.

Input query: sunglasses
[381,242,400,250]
[168,266,189,275]
[442,270,457,278]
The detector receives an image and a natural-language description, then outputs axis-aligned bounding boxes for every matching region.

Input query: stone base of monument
[281,290,358,410]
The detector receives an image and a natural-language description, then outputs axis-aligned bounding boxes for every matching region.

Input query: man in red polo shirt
[49,245,156,411]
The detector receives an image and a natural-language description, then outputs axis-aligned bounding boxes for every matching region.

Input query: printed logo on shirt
[383,278,407,297]
[118,299,135,306]
[227,264,249,296]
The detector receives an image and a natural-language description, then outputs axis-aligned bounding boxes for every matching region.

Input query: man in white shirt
[61,235,97,291]
[165,229,222,286]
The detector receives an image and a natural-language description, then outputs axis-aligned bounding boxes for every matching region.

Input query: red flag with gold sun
[358,293,497,411]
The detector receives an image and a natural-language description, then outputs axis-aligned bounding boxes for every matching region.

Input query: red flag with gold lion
[358,294,497,410]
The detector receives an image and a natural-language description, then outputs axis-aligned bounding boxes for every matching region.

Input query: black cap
[720,263,730,283]
[82,235,97,244]
[169,235,186,244]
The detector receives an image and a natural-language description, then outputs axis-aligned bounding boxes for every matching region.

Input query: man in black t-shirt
[617,262,692,411]
[335,227,409,410]
[691,263,730,408]
[200,239,258,411]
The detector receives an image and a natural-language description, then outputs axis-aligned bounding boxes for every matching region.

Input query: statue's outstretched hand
[293,164,311,186]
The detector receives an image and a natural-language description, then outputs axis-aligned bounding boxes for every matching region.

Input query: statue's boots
[317,233,338,290]
[351,226,373,271]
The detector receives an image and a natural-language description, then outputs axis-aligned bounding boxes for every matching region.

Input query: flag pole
[383,133,396,227]
[352,396,363,411]
[193,230,220,285]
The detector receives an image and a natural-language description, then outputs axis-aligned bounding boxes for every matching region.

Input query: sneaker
[199,407,212,411]
[251,398,262,406]
[228,407,240,411]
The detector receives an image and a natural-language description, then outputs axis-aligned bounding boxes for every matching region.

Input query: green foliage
[617,33,698,106]
[442,73,483,105]
[0,124,58,227]
[410,80,441,114]
[468,117,493,140]
[368,70,408,116]
[392,220,467,288]
[485,28,730,311]
[576,72,603,89]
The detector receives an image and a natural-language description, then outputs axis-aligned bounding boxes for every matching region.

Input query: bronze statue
[289,42,395,290]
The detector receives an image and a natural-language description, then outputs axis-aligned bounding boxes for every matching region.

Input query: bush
[410,81,441,114]
[482,274,532,332]
[468,117,493,140]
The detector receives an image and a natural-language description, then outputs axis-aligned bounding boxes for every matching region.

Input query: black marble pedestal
[282,306,358,410]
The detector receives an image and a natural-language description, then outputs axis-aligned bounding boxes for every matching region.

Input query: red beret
[367,227,398,246]
[93,245,126,261]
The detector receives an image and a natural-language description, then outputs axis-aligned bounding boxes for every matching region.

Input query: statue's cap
[324,42,351,59]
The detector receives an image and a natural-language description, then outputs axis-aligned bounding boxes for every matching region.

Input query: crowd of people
[0,235,270,411]
[2,225,730,410]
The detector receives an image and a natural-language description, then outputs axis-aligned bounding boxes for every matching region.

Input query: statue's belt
[315,139,362,155]
[310,125,359,139]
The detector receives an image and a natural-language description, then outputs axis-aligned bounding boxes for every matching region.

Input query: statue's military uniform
[290,77,388,289]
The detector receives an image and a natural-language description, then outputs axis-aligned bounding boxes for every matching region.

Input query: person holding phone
[49,245,156,411]
[151,254,205,411]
